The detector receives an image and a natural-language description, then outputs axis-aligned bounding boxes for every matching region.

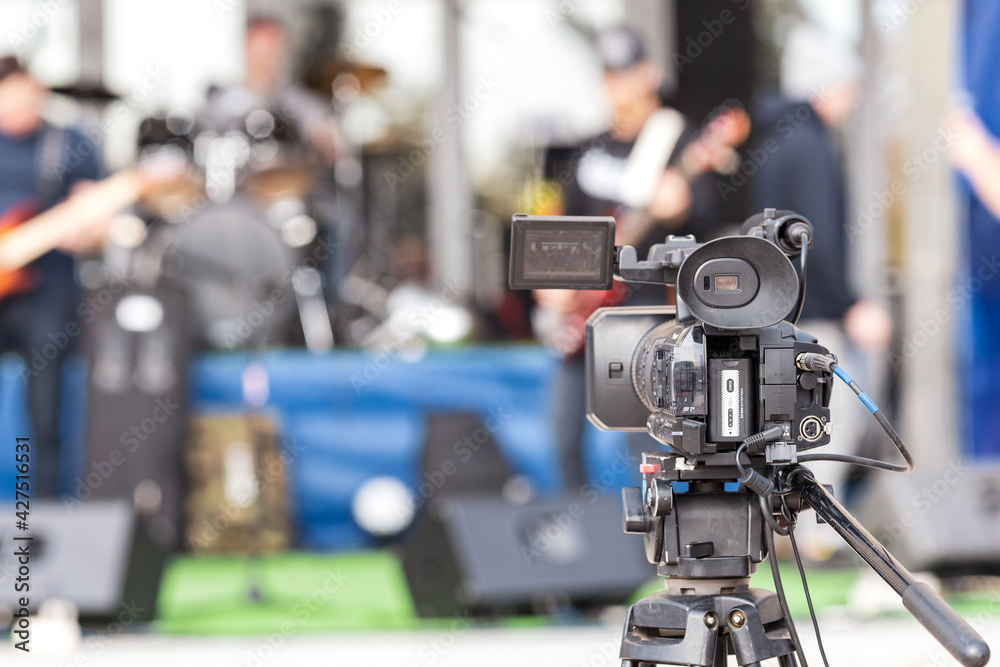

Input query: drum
[165,196,297,349]
[241,107,320,207]
[136,115,205,221]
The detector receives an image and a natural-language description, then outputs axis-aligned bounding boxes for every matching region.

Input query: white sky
[28,1,917,189]
[0,0,626,180]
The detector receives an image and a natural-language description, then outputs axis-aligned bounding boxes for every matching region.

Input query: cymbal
[50,82,120,103]
[304,60,388,96]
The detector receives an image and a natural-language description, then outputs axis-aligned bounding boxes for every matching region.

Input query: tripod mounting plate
[621,587,795,667]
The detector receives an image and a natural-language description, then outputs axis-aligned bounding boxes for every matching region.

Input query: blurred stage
[3,615,999,667]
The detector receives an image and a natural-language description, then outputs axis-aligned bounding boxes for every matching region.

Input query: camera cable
[738,425,831,667]
[738,428,811,666]
[780,490,832,667]
[764,518,810,667]
[789,238,808,325]
[743,349,913,667]
[794,353,915,474]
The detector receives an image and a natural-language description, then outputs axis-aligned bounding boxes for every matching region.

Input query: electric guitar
[537,106,751,359]
[0,153,186,301]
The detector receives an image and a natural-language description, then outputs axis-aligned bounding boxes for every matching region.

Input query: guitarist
[0,57,106,498]
[539,29,738,490]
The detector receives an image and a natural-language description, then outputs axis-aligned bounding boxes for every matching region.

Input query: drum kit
[104,62,466,355]
[131,103,338,352]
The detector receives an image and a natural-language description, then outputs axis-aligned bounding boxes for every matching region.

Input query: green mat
[157,551,997,635]
[156,551,421,635]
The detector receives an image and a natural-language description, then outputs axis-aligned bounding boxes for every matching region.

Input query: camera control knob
[647,478,674,517]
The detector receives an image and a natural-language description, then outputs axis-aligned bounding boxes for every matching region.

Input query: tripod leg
[713,635,728,667]
[778,653,799,667]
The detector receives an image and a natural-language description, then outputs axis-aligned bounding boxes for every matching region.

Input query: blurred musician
[537,29,747,490]
[187,14,354,351]
[0,57,106,498]
[202,15,343,163]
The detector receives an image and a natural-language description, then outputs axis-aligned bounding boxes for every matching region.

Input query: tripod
[618,453,991,667]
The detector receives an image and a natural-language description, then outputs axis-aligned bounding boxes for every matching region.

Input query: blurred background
[0,0,999,664]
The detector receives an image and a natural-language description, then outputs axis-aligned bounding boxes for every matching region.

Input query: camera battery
[708,358,751,442]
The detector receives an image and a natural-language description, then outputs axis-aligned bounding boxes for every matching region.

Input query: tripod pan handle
[903,581,990,667]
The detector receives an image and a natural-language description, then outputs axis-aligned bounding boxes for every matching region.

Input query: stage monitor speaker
[860,464,1000,573]
[421,412,512,496]
[401,494,654,617]
[81,284,191,549]
[0,500,164,623]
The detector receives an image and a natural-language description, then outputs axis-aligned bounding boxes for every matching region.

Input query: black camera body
[586,308,833,458]
[510,210,833,462]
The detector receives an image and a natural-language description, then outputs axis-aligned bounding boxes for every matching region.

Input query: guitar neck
[618,210,658,249]
[0,169,143,270]
[617,133,721,250]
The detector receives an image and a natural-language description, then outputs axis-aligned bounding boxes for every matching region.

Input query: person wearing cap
[561,27,724,289]
[538,28,726,491]
[751,24,892,352]
[0,56,106,498]
[747,24,893,531]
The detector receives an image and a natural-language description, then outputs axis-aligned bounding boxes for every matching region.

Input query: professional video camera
[510,210,990,667]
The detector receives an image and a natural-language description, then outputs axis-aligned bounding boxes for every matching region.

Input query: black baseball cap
[596,27,647,71]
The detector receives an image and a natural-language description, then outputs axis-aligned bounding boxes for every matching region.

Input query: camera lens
[631,321,707,418]
[631,321,676,414]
